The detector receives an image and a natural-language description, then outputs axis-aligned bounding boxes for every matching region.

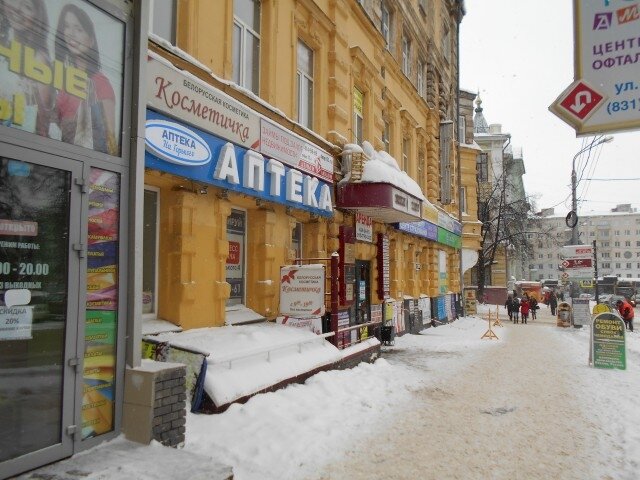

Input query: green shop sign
[437,227,461,249]
[592,312,626,370]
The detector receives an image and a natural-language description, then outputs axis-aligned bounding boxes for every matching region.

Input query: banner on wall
[0,0,125,155]
[83,168,120,439]
[279,264,326,317]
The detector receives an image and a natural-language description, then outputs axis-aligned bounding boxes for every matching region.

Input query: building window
[625,241,631,247]
[233,0,261,94]
[381,2,391,49]
[615,241,620,247]
[226,209,247,306]
[477,152,489,182]
[353,87,364,145]
[442,26,451,62]
[382,120,390,152]
[417,59,425,97]
[402,137,410,171]
[439,121,453,204]
[458,115,466,144]
[402,33,411,76]
[460,187,467,213]
[616,263,621,269]
[292,222,302,260]
[296,40,314,129]
[143,188,160,318]
[150,0,176,43]
[627,263,632,269]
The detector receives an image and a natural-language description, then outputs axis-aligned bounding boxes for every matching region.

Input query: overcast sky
[459,0,639,215]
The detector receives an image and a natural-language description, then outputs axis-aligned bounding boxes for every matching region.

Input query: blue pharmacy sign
[144,110,334,217]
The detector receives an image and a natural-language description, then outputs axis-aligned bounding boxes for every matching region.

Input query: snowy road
[315,307,639,480]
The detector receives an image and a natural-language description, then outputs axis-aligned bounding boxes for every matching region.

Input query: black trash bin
[381,325,395,346]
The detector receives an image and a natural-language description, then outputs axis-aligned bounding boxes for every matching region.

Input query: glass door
[0,151,82,476]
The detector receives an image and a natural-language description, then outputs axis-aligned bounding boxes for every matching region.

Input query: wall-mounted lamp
[285,206,292,216]
[198,185,208,195]
[219,189,229,199]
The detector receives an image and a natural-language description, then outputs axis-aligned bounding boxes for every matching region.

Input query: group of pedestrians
[505,292,538,324]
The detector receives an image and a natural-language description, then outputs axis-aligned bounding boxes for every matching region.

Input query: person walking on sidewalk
[512,296,520,324]
[616,299,634,332]
[505,294,514,322]
[549,291,558,316]
[529,296,538,320]
[520,296,530,324]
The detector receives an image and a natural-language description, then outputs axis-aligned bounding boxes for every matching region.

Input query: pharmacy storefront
[0,1,134,478]
[142,52,334,330]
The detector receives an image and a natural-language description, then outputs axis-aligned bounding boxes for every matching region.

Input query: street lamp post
[570,135,614,245]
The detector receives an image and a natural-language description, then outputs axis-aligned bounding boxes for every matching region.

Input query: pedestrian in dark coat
[505,295,514,321]
[529,297,538,320]
[512,297,520,323]
[549,292,558,316]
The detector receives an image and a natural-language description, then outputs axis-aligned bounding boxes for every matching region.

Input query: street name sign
[549,0,640,135]
[561,245,595,278]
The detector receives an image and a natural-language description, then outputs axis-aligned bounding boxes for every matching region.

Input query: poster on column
[83,168,120,439]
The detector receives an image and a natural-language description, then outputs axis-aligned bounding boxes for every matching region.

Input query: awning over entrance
[336,182,422,223]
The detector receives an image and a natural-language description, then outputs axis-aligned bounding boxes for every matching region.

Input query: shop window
[226,209,246,306]
[143,188,159,318]
[353,87,364,145]
[296,40,314,129]
[150,0,176,43]
[233,0,261,94]
[292,222,302,260]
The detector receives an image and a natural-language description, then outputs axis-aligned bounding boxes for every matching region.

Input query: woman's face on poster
[62,10,93,57]
[5,0,37,33]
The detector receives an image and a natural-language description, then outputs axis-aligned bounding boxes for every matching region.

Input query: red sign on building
[557,80,604,121]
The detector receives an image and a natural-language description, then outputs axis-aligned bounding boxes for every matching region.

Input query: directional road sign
[549,0,640,135]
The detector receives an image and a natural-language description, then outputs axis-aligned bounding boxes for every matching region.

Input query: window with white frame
[417,59,425,97]
[381,2,391,49]
[150,0,176,43]
[458,114,466,144]
[296,40,314,129]
[460,187,467,213]
[402,33,411,76]
[383,120,390,152]
[402,137,410,171]
[233,0,261,94]
[353,87,364,145]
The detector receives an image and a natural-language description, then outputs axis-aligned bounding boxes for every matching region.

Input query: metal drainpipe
[456,8,464,315]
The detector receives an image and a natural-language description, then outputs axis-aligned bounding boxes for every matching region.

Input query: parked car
[598,293,613,304]
[579,293,594,300]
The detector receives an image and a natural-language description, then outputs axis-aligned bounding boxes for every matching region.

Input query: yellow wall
[149,0,464,328]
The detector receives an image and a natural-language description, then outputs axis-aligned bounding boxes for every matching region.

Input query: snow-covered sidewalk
[18,307,640,480]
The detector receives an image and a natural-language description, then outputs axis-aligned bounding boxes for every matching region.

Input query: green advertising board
[592,312,626,370]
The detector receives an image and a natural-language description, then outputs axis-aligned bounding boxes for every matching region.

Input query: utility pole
[593,239,599,303]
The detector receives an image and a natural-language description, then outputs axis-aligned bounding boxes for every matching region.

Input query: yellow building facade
[143,0,466,333]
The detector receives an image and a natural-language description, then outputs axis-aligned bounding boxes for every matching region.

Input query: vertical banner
[438,250,448,294]
[83,168,120,439]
